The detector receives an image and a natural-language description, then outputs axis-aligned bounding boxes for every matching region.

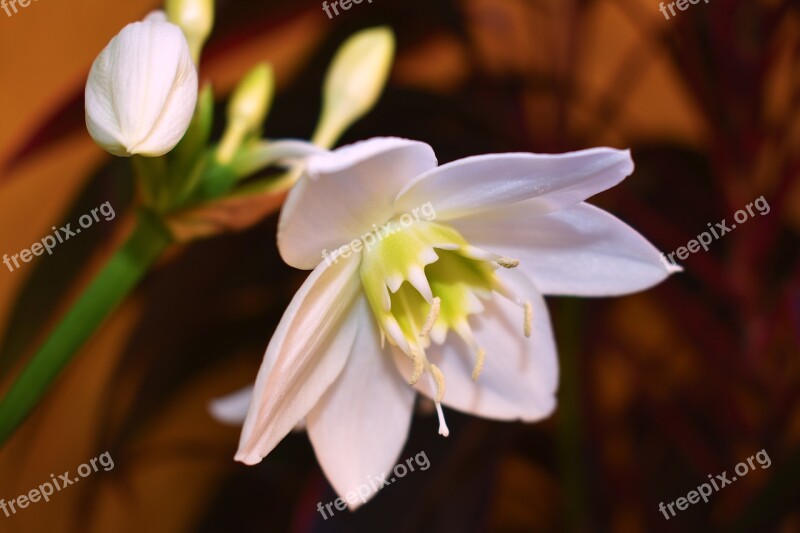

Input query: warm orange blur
[1,0,798,531]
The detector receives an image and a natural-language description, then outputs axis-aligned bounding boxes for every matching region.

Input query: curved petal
[394,271,558,422]
[235,256,363,465]
[307,298,415,509]
[278,138,437,269]
[394,148,633,221]
[209,386,253,425]
[451,202,680,296]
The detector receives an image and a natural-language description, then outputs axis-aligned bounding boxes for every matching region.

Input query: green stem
[556,299,590,531]
[0,210,172,445]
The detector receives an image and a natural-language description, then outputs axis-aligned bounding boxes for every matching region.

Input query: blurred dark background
[0,0,798,531]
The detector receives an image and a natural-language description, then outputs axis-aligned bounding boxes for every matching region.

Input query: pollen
[420,297,441,337]
[496,257,520,269]
[409,345,425,385]
[430,363,446,402]
[472,348,486,381]
[524,301,533,338]
[358,218,533,440]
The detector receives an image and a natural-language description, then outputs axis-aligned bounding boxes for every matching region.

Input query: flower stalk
[0,210,172,444]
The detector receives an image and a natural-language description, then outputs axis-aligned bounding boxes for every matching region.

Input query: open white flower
[85,17,198,157]
[214,137,679,507]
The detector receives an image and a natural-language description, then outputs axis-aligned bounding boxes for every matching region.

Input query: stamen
[496,257,520,269]
[426,366,449,436]
[524,301,533,338]
[461,245,499,262]
[420,297,441,337]
[435,402,450,437]
[493,278,524,306]
[409,345,425,385]
[466,291,485,314]
[454,322,487,381]
[472,348,486,381]
[430,363,446,402]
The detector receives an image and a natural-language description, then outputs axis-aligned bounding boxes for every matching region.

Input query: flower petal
[394,148,633,221]
[209,386,253,425]
[451,202,679,296]
[394,270,558,421]
[235,256,363,465]
[278,137,437,269]
[307,298,415,509]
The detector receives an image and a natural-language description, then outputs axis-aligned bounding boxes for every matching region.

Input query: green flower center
[358,218,532,436]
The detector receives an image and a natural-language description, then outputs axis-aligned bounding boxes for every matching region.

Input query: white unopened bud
[313,27,395,148]
[85,19,198,157]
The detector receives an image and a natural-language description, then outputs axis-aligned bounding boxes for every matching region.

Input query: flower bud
[165,0,214,63]
[216,63,274,163]
[228,64,274,132]
[85,19,198,157]
[143,10,168,23]
[313,27,395,148]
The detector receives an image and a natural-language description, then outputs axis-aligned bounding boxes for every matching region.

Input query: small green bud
[166,0,215,63]
[217,63,275,164]
[313,27,395,148]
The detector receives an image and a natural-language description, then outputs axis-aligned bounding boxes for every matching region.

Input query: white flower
[214,138,679,507]
[85,18,198,157]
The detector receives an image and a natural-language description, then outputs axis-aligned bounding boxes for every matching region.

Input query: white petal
[394,271,558,421]
[209,386,253,425]
[451,202,680,296]
[394,148,633,221]
[307,299,415,509]
[235,257,363,465]
[85,20,198,157]
[278,138,437,269]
